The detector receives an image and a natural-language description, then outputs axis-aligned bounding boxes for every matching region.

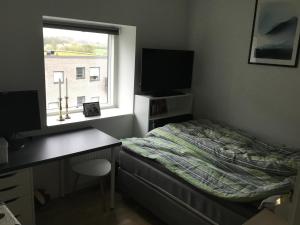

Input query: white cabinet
[0,168,35,225]
[133,93,193,137]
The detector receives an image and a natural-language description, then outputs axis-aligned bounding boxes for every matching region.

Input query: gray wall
[1,0,189,196]
[0,0,190,139]
[188,0,300,147]
[1,0,189,133]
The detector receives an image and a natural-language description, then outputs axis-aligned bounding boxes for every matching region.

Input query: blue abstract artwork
[249,0,300,67]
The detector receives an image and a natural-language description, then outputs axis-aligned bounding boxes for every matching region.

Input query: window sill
[47,107,132,127]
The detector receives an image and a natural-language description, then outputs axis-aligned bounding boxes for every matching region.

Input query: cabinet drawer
[6,196,34,225]
[0,184,29,202]
[0,169,30,189]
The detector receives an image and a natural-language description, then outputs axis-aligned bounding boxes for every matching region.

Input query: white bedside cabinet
[133,93,193,137]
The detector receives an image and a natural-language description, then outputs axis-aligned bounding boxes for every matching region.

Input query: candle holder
[58,97,65,121]
[65,96,71,119]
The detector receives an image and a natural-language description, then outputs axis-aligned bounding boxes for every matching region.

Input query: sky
[43,28,108,45]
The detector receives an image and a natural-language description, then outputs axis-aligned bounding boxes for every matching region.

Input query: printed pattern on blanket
[122,120,300,202]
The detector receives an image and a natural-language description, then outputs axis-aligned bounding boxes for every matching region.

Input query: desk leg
[60,160,65,197]
[110,147,116,209]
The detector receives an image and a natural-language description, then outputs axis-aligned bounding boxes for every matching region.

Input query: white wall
[188,0,300,147]
[1,0,189,197]
[117,25,136,112]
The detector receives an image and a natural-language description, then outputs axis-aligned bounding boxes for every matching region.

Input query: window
[90,67,100,81]
[76,67,85,79]
[43,17,119,117]
[48,102,59,110]
[53,71,64,83]
[77,96,85,107]
[91,96,99,102]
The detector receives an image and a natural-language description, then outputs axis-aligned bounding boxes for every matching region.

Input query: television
[141,48,194,95]
[0,90,41,136]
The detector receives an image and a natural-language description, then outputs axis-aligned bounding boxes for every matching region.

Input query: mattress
[120,148,258,225]
[122,120,297,201]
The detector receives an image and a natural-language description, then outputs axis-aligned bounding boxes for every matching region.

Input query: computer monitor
[0,90,41,136]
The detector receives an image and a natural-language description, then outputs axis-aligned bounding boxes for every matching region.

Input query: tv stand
[133,93,193,137]
[149,91,184,97]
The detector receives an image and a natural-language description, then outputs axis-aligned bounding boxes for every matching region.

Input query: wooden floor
[36,187,165,225]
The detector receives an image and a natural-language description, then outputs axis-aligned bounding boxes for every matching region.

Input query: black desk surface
[0,127,121,173]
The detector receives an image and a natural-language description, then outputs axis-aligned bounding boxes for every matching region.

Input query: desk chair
[72,159,111,211]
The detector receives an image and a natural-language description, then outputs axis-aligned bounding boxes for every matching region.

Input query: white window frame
[43,22,118,117]
[105,34,116,109]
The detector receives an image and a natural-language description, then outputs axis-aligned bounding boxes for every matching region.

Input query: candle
[59,79,62,99]
[66,77,68,97]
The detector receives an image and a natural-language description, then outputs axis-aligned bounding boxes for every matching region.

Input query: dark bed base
[118,148,257,225]
[118,168,213,225]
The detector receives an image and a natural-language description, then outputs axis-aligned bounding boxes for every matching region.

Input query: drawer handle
[0,173,17,179]
[0,185,18,192]
[5,197,19,204]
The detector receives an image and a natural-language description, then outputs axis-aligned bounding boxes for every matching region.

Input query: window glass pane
[48,102,59,110]
[90,67,100,81]
[43,27,111,115]
[76,67,85,79]
[53,71,64,83]
[77,96,85,107]
[91,96,99,102]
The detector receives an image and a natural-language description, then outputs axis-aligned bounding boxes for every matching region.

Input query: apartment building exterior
[44,55,108,114]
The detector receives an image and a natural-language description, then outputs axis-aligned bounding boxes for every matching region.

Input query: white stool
[72,159,111,210]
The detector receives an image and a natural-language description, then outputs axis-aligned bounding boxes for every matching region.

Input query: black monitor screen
[141,48,194,92]
[0,90,41,135]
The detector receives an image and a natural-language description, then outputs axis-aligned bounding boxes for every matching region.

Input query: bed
[119,120,300,225]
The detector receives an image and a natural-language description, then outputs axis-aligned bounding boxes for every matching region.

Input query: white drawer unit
[0,168,35,225]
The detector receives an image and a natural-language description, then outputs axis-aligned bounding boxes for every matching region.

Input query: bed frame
[118,167,215,225]
[118,117,262,225]
[117,148,257,225]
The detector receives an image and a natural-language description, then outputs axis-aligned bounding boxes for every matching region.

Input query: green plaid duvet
[122,120,300,202]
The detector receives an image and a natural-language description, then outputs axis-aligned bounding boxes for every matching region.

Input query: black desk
[0,127,121,208]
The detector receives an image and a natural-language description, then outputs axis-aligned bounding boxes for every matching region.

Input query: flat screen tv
[141,48,194,95]
[0,90,41,136]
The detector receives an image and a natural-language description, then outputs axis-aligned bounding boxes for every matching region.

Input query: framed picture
[248,0,300,67]
[83,102,101,117]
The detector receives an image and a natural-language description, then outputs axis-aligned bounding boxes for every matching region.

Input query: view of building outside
[43,27,110,115]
